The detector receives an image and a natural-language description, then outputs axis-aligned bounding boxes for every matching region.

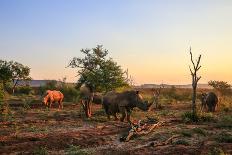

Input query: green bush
[0,83,4,110]
[65,145,89,155]
[33,147,48,155]
[38,81,80,102]
[216,115,232,129]
[215,132,232,143]
[209,147,225,155]
[180,130,192,137]
[173,139,190,145]
[181,111,199,123]
[199,112,215,122]
[192,128,207,136]
[60,86,80,102]
[16,85,33,95]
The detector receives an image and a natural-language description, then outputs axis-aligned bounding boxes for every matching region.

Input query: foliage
[180,130,192,137]
[65,145,89,155]
[192,128,207,136]
[16,85,33,95]
[209,147,226,155]
[68,45,128,92]
[39,80,58,94]
[0,60,13,86]
[0,83,4,114]
[58,78,80,102]
[0,83,12,121]
[38,80,79,102]
[214,132,232,143]
[173,139,190,145]
[22,96,34,110]
[199,112,215,122]
[208,80,231,95]
[216,115,232,129]
[181,111,199,123]
[163,87,192,102]
[33,147,48,155]
[38,80,58,95]
[0,60,31,93]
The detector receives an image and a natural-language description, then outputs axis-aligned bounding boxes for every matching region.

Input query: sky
[0,0,232,85]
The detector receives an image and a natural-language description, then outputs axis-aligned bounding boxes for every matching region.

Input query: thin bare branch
[189,66,194,76]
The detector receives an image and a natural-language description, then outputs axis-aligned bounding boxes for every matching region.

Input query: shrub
[33,147,48,155]
[215,132,232,143]
[173,139,190,145]
[16,85,33,95]
[38,81,80,102]
[65,145,89,155]
[180,130,192,137]
[0,83,4,112]
[209,147,225,155]
[181,111,199,123]
[21,97,34,110]
[192,128,207,136]
[59,85,80,102]
[199,112,215,122]
[216,115,232,129]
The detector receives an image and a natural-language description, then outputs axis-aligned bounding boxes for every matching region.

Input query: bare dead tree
[125,69,135,86]
[189,47,202,117]
[152,84,164,108]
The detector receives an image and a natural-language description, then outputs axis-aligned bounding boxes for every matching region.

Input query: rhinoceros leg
[126,108,132,123]
[119,106,126,122]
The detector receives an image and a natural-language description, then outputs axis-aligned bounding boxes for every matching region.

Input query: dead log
[150,135,180,147]
[121,121,165,142]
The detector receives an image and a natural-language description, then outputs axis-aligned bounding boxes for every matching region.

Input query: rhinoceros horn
[136,100,153,111]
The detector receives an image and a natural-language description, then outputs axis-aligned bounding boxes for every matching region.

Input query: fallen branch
[121,121,165,142]
[151,134,180,147]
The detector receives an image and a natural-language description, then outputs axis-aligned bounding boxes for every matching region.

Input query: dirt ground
[0,99,232,155]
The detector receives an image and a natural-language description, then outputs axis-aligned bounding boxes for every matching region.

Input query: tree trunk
[192,85,197,116]
[12,79,18,94]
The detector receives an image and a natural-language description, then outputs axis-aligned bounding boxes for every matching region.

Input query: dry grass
[1,91,232,155]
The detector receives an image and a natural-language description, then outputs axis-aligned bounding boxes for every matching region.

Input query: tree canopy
[0,60,31,93]
[208,80,231,95]
[68,45,128,92]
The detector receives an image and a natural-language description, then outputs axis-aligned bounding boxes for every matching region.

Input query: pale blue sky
[0,0,232,84]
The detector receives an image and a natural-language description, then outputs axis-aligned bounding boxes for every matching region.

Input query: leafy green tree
[208,80,231,96]
[68,45,128,118]
[11,62,31,94]
[0,82,4,107]
[0,60,31,93]
[68,45,128,92]
[0,60,13,89]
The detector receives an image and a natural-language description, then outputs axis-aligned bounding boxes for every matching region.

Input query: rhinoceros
[201,92,218,112]
[103,90,152,123]
[79,84,94,118]
[43,90,64,109]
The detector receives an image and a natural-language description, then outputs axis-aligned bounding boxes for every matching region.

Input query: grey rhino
[201,92,218,112]
[103,90,152,123]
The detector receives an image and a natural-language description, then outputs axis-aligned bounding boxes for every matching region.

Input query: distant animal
[43,90,64,109]
[103,90,152,123]
[201,92,218,112]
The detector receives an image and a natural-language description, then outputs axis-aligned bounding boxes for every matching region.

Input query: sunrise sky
[0,0,231,85]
